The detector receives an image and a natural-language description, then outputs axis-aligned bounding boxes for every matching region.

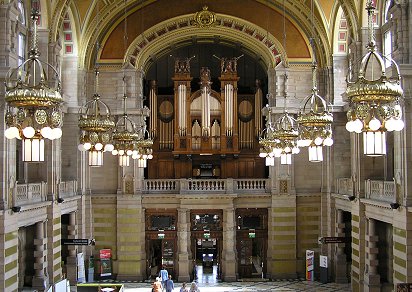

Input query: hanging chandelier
[133,130,154,168]
[77,68,115,167]
[296,0,333,163]
[259,105,277,166]
[296,65,334,162]
[111,76,141,167]
[345,0,404,156]
[4,5,63,162]
[272,106,300,165]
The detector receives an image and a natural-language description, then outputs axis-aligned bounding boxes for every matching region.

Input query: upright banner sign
[77,253,86,283]
[100,249,112,278]
[306,250,315,281]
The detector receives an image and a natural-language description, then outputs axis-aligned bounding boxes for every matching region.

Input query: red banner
[100,249,112,277]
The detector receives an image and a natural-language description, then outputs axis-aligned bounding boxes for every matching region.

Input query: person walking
[152,277,163,292]
[189,282,200,292]
[159,266,169,291]
[165,275,174,292]
[179,282,188,292]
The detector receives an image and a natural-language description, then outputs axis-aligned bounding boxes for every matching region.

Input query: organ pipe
[178,84,186,136]
[225,84,234,136]
[255,81,262,137]
[149,80,157,138]
[201,87,210,136]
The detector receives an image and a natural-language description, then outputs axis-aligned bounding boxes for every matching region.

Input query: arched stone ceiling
[47,0,363,69]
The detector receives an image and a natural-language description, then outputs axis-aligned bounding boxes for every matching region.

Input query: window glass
[17,0,25,25]
[18,33,26,66]
[383,31,392,67]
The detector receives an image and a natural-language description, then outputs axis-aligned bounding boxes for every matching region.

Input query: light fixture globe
[4,6,64,162]
[345,0,404,156]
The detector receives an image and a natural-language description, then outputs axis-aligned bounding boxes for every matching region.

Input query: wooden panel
[157,160,175,178]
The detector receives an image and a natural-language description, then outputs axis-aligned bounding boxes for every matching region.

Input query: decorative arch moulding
[95,9,312,71]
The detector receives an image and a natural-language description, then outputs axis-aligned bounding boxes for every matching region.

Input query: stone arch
[332,6,349,55]
[123,14,291,74]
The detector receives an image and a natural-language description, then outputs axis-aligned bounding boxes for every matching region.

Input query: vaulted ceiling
[39,0,368,69]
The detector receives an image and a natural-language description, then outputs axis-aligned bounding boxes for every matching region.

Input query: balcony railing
[58,180,78,198]
[365,179,395,203]
[335,178,396,204]
[143,178,269,194]
[16,182,48,206]
[335,178,354,196]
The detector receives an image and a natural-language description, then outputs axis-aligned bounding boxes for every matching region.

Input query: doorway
[190,210,223,283]
[146,238,176,279]
[192,235,221,283]
[236,208,268,279]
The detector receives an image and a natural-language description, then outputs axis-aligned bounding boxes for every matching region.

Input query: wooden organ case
[148,57,266,179]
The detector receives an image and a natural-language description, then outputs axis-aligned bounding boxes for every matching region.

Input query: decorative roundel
[51,111,62,127]
[17,108,26,123]
[101,133,110,143]
[5,112,14,126]
[35,109,47,124]
[159,100,174,122]
[356,104,369,120]
[238,100,253,122]
[89,132,99,143]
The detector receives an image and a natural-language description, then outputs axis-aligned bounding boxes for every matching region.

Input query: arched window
[17,0,25,25]
[381,0,392,67]
[17,0,26,66]
[383,0,392,23]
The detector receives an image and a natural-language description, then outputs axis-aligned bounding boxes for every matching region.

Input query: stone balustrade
[364,179,395,203]
[335,178,396,204]
[143,178,269,194]
[335,178,354,196]
[16,182,48,206]
[58,180,78,198]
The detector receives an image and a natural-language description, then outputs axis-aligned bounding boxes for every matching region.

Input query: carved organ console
[148,57,265,179]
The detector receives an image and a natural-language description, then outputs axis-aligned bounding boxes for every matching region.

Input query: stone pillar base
[364,273,381,292]
[178,253,190,282]
[334,253,348,283]
[66,256,78,284]
[32,276,49,292]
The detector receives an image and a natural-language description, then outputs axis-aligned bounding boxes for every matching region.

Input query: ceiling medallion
[193,6,216,28]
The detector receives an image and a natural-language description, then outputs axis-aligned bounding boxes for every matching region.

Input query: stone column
[334,209,347,283]
[32,221,49,291]
[222,208,237,281]
[177,208,190,282]
[66,212,78,284]
[364,218,380,291]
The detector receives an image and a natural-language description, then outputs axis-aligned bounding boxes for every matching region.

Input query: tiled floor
[122,280,351,291]
[121,265,351,291]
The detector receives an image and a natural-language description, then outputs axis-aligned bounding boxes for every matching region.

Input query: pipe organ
[148,57,265,179]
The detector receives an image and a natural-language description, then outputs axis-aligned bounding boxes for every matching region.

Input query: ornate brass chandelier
[269,2,299,166]
[296,0,333,162]
[4,5,63,162]
[296,63,333,162]
[111,76,140,167]
[345,0,404,156]
[259,105,276,166]
[272,102,300,165]
[110,0,153,168]
[77,68,115,167]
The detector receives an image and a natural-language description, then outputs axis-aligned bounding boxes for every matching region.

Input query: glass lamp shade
[22,138,45,162]
[363,131,386,156]
[308,145,323,162]
[89,150,103,167]
[137,158,147,168]
[265,156,275,166]
[119,155,130,167]
[280,153,292,165]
